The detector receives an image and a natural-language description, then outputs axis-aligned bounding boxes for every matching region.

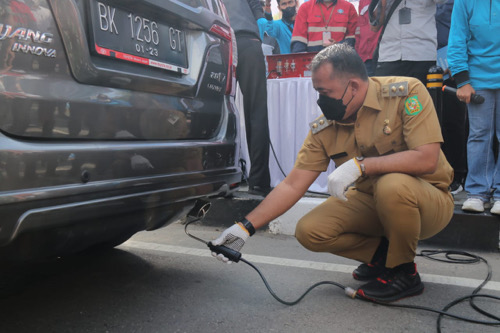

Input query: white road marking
[121,240,500,292]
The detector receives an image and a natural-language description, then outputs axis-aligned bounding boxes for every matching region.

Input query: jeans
[364,59,375,77]
[465,89,500,202]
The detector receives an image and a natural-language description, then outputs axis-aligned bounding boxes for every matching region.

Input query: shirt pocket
[334,12,349,23]
[329,151,351,168]
[307,15,323,24]
[374,137,405,156]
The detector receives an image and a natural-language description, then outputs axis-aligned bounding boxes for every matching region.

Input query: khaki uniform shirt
[295,76,453,193]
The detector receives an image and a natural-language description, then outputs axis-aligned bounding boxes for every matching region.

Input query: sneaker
[352,263,387,281]
[450,180,463,195]
[462,198,485,213]
[357,263,424,303]
[490,201,500,215]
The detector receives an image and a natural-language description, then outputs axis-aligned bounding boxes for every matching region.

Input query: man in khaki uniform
[211,44,454,303]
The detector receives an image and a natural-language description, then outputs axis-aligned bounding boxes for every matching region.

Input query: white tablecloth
[236,77,335,193]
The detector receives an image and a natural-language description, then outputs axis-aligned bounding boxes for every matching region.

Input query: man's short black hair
[277,0,296,5]
[311,44,368,81]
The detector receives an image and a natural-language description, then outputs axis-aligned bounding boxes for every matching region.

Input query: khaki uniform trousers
[295,173,454,268]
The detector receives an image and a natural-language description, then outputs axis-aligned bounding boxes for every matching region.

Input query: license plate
[89,0,189,74]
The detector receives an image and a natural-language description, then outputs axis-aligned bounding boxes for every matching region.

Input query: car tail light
[209,23,237,96]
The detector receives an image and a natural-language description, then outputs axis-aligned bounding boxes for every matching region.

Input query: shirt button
[360,145,365,150]
[392,141,397,145]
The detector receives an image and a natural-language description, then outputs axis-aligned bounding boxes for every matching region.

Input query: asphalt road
[1,221,499,333]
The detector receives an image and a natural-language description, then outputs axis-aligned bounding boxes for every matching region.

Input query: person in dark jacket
[436,0,468,196]
[222,0,271,195]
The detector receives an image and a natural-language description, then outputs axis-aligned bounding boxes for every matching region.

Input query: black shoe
[449,180,463,195]
[352,262,387,281]
[248,186,272,197]
[357,263,424,303]
[353,236,389,281]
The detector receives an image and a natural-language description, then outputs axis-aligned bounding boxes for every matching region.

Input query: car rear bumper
[0,166,240,247]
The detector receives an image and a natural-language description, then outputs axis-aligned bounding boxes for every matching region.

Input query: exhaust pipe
[187,199,212,219]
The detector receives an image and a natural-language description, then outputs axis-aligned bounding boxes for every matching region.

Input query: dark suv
[0,0,240,261]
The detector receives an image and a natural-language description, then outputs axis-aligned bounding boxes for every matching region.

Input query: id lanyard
[399,0,411,25]
[319,2,336,43]
[319,2,336,31]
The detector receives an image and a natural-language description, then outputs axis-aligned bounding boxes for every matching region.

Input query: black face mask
[282,6,296,20]
[316,82,354,121]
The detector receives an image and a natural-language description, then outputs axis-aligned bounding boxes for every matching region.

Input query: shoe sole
[462,204,485,213]
[461,208,484,213]
[357,283,425,303]
[462,200,491,213]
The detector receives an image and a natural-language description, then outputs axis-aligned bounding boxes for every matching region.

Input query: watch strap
[359,162,366,177]
[355,156,366,177]
[240,218,255,236]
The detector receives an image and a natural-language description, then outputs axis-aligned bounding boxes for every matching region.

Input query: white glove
[211,224,249,264]
[327,158,362,200]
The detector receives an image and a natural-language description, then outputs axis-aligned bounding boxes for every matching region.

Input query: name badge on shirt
[399,7,411,25]
[323,31,332,46]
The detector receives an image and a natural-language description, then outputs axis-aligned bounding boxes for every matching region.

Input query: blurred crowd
[227,0,500,215]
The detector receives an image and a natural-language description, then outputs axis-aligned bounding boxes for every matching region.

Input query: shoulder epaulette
[309,116,332,134]
[381,81,409,97]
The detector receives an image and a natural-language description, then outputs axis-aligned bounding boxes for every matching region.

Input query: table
[236,77,335,193]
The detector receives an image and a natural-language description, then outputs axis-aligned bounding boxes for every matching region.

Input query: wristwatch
[240,218,256,236]
[355,156,366,177]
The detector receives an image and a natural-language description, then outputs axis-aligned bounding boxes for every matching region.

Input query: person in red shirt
[291,0,358,53]
[355,0,381,76]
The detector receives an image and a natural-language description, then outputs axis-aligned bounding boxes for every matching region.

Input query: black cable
[185,219,500,331]
[305,189,330,196]
[238,249,500,332]
[240,257,348,306]
[269,140,288,179]
[417,250,500,332]
[361,295,500,325]
[269,140,329,197]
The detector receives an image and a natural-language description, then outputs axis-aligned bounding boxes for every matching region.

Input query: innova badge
[0,24,56,58]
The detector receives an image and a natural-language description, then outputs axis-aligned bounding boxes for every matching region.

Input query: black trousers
[375,60,436,85]
[236,35,270,188]
[441,78,468,181]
